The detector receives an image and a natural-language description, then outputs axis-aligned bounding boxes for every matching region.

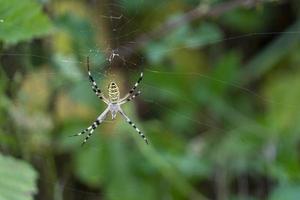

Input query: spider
[72,57,148,145]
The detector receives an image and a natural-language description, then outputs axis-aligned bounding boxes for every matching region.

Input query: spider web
[1,0,300,199]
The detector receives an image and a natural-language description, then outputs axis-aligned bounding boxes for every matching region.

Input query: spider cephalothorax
[72,57,148,145]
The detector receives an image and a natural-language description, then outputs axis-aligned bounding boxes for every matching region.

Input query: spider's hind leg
[118,109,149,144]
[70,118,101,138]
[71,107,110,145]
[71,127,91,137]
[81,129,96,146]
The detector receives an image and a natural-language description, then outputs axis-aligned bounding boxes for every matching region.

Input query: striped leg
[119,108,148,144]
[81,129,96,146]
[87,57,109,104]
[72,107,110,145]
[120,72,143,101]
[120,91,141,104]
[71,126,92,137]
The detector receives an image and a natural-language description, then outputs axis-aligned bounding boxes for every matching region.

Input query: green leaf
[221,8,269,32]
[184,22,223,49]
[0,153,38,200]
[0,0,52,45]
[145,22,222,63]
[264,69,300,132]
[210,51,241,95]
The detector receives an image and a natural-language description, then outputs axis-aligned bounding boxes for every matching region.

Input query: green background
[1,0,300,199]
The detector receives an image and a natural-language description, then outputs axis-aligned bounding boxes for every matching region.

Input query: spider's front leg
[120,91,141,105]
[86,56,109,104]
[119,72,143,102]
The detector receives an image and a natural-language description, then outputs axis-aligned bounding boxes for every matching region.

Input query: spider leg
[118,108,148,144]
[87,56,109,104]
[72,107,110,145]
[120,91,141,105]
[81,128,96,146]
[119,72,143,102]
[81,108,110,146]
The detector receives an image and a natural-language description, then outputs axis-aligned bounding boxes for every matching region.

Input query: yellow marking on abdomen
[108,82,120,103]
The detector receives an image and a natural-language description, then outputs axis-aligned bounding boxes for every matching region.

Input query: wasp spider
[72,57,148,145]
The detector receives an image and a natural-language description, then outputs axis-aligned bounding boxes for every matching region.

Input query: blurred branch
[120,0,269,57]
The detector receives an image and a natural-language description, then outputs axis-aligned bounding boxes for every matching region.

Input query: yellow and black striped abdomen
[108,82,120,103]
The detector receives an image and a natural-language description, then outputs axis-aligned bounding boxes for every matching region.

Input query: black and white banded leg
[82,128,96,146]
[119,108,148,144]
[87,57,109,104]
[72,107,109,145]
[120,91,141,104]
[120,72,143,101]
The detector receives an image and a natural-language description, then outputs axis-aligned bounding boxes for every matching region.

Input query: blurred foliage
[1,0,300,200]
[0,0,52,45]
[0,153,38,200]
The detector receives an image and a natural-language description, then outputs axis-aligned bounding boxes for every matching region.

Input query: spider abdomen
[108,82,120,103]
